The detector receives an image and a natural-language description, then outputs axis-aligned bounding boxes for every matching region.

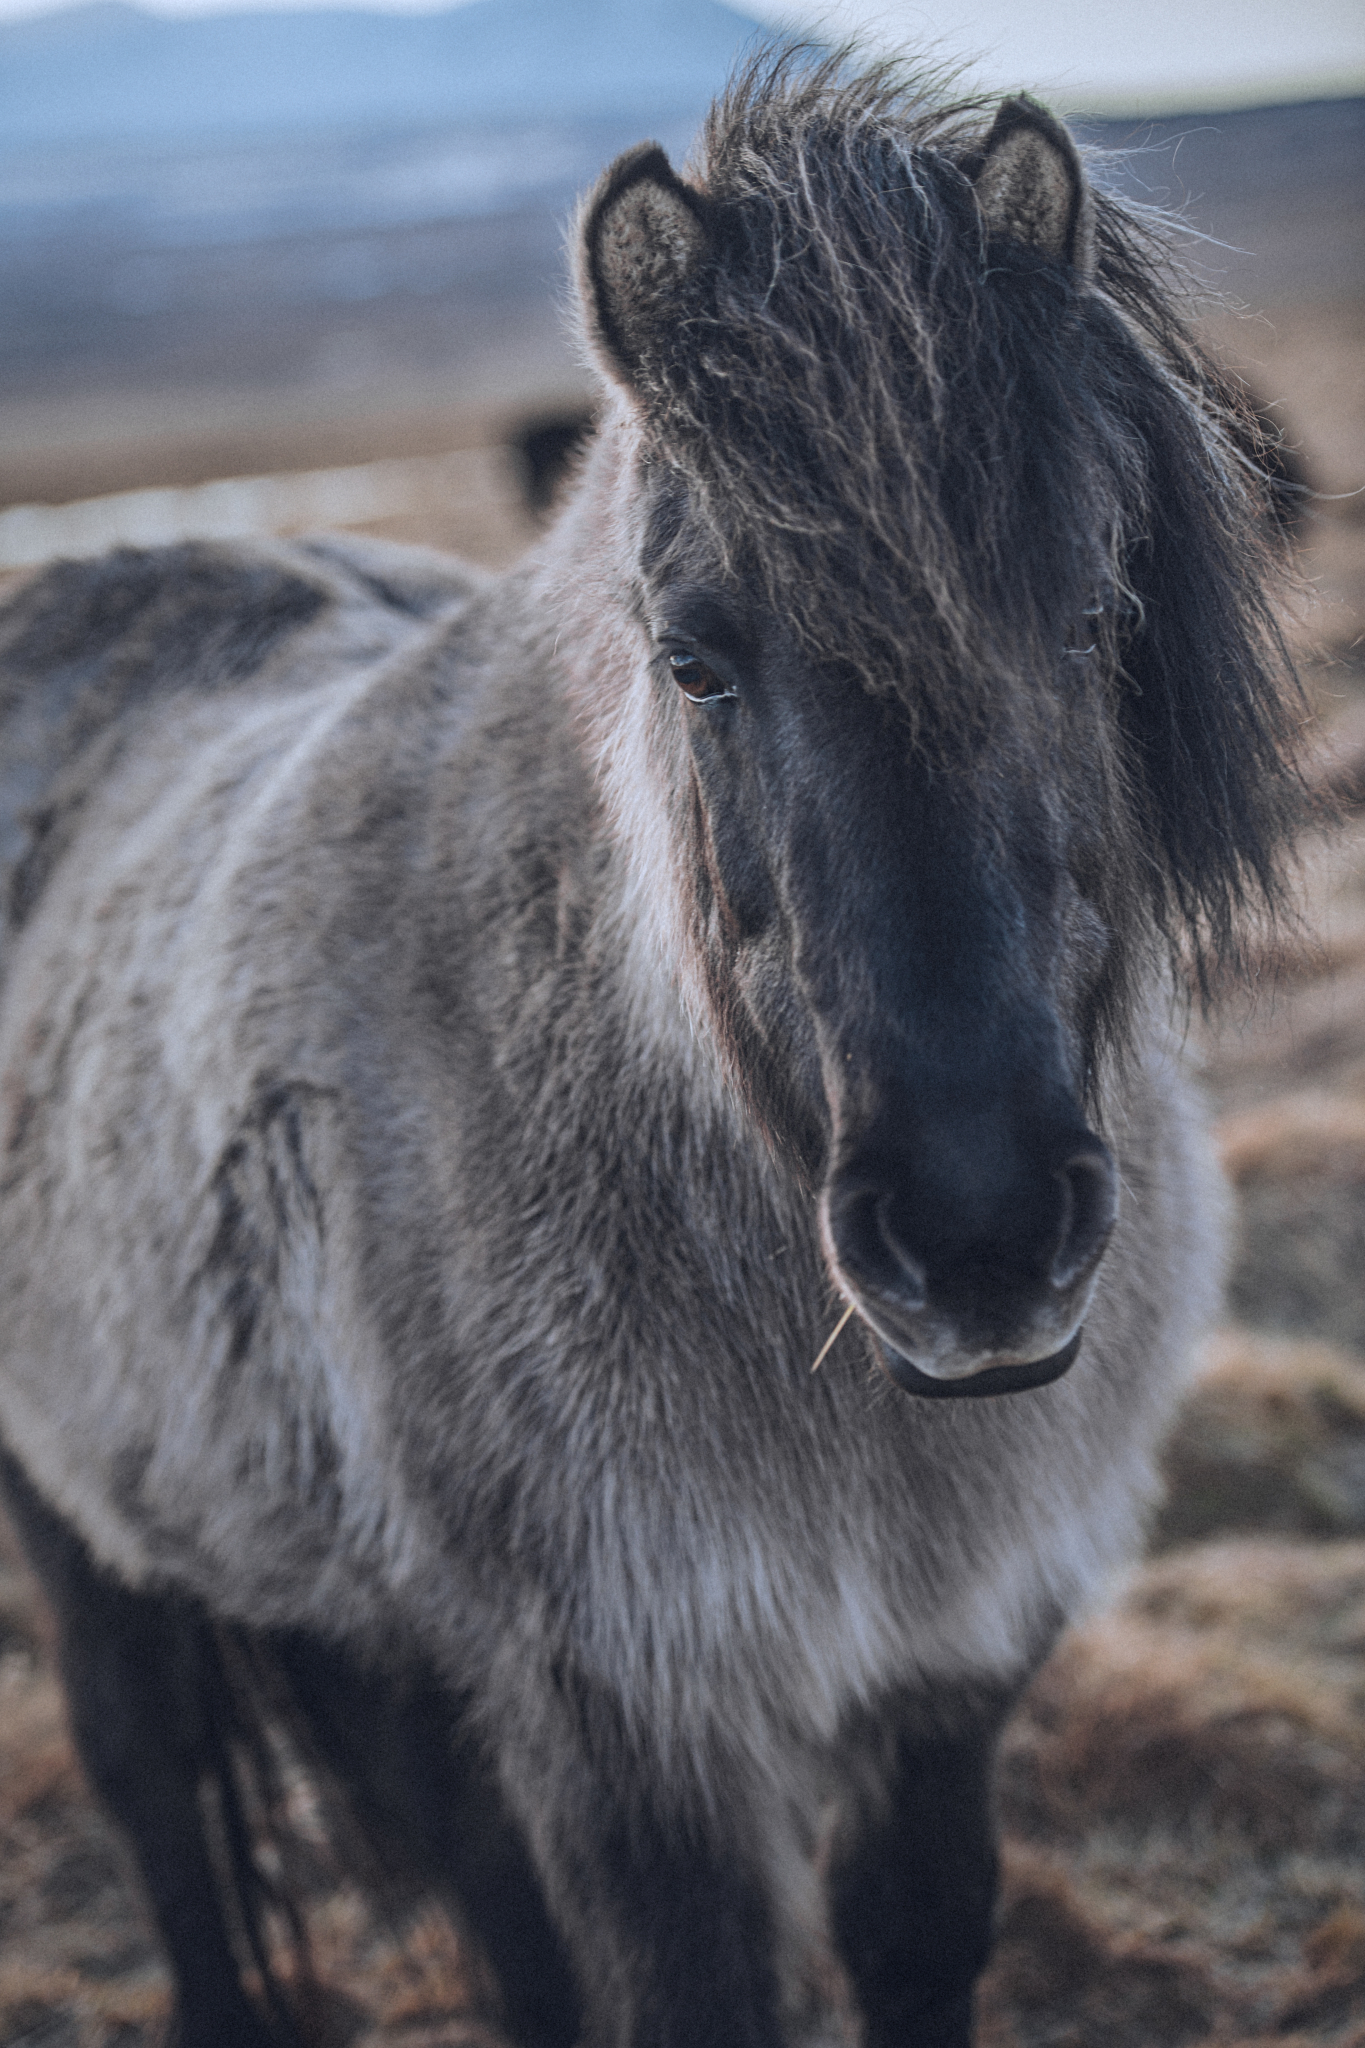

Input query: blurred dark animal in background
[511,406,598,516]
[0,52,1303,2048]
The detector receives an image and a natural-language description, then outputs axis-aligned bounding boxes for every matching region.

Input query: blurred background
[5,5,1365,2046]
[0,0,1360,568]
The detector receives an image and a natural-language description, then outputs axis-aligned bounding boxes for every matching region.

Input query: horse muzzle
[819,1129,1118,1399]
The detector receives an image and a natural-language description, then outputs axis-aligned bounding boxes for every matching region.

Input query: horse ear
[579,142,713,393]
[973,96,1095,280]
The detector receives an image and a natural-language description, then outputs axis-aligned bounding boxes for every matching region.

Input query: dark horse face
[576,67,1299,1394]
[639,566,1116,1397]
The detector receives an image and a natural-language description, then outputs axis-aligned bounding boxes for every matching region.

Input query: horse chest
[466,1357,1057,1763]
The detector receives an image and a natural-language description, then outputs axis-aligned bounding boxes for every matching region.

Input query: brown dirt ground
[2,293,1365,2045]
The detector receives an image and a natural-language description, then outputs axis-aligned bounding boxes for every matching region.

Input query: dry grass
[980,1536,1365,2046]
[1154,1333,1365,1545]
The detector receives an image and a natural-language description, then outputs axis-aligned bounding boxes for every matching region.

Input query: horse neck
[467,433,811,1246]
[430,431,711,1101]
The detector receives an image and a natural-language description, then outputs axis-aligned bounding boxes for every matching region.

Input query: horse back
[0,534,483,981]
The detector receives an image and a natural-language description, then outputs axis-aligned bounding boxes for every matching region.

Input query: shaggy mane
[633,48,1305,1005]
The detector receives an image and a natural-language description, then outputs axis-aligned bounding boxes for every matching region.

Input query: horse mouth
[876,1328,1084,1399]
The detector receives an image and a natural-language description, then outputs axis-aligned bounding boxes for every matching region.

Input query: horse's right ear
[579,143,713,395]
[973,95,1095,281]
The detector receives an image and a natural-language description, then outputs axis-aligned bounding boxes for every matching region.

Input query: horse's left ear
[579,142,713,394]
[973,96,1095,280]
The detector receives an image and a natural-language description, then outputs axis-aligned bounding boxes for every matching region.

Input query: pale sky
[771,0,1365,112]
[1,0,1361,115]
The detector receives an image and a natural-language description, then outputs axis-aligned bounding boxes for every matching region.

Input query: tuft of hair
[579,46,1307,1011]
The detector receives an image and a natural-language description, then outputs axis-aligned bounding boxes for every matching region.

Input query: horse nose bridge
[786,755,1048,1038]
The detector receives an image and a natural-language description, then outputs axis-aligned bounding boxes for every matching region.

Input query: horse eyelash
[665,651,738,703]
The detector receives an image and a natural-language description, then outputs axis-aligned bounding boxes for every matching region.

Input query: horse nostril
[873,1194,928,1306]
[1049,1146,1118,1292]
[831,1187,928,1310]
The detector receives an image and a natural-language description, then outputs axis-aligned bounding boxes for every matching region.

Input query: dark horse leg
[0,1445,580,2048]
[491,1679,791,2048]
[0,1446,287,2048]
[267,1630,581,2048]
[829,1688,1015,2048]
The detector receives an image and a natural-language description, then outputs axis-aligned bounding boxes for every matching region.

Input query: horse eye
[669,653,732,703]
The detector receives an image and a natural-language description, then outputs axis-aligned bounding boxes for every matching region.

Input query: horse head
[563,59,1299,1396]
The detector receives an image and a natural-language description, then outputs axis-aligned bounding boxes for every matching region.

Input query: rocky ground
[2,295,1364,2044]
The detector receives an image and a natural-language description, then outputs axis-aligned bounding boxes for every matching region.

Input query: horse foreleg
[267,1629,581,2048]
[0,1448,288,2048]
[828,1689,1011,2048]
[496,1690,789,2048]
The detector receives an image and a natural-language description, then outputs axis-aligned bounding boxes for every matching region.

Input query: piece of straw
[810,1300,856,1374]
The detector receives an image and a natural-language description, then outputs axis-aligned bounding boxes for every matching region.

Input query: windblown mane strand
[641,47,1304,1011]
[1084,195,1309,997]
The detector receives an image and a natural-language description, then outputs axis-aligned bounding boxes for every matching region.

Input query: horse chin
[877,1328,1085,1399]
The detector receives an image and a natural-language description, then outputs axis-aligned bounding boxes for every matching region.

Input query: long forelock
[640,53,1138,729]
[631,49,1304,1013]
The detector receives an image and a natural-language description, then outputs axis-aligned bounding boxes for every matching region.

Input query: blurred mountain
[0,0,774,145]
[0,0,786,470]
